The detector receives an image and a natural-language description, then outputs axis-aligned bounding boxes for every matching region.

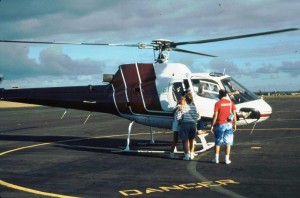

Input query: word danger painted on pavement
[119,179,239,196]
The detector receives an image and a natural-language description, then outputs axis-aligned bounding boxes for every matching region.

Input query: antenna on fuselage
[223,68,226,75]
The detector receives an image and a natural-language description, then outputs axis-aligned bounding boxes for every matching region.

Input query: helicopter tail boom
[0,85,119,115]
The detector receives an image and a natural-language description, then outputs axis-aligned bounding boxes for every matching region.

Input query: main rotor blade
[0,39,140,47]
[174,28,299,46]
[172,48,217,57]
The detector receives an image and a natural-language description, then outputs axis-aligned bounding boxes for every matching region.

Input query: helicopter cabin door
[167,79,189,109]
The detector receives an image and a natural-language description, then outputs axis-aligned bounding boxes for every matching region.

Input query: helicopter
[0,28,298,152]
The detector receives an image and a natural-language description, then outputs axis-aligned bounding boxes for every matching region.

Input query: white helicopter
[0,28,298,152]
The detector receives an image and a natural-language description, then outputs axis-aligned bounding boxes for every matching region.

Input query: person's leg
[189,138,194,153]
[179,125,189,160]
[212,124,223,163]
[189,138,195,159]
[170,132,178,158]
[212,145,220,163]
[184,139,190,154]
[183,139,190,160]
[225,144,231,155]
[189,123,196,158]
[215,145,221,154]
[181,125,189,154]
[225,144,231,163]
[170,132,178,152]
[225,144,231,164]
[224,123,233,164]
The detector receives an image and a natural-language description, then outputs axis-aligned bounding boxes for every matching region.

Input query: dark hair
[219,89,227,99]
[185,91,193,104]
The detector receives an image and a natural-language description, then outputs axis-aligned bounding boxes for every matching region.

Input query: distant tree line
[255,90,300,96]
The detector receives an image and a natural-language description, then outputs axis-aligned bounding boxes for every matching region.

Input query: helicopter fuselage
[0,62,272,129]
[109,62,272,128]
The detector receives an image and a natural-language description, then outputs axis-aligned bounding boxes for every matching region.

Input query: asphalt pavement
[0,97,299,198]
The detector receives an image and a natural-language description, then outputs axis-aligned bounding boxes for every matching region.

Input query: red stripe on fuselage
[260,113,272,117]
[112,63,164,116]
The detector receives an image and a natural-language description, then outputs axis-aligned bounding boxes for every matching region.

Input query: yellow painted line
[251,147,262,150]
[187,152,246,198]
[0,143,51,156]
[59,132,167,143]
[268,119,300,121]
[0,180,79,198]
[275,110,300,112]
[238,128,300,131]
[3,129,296,197]
[0,131,168,197]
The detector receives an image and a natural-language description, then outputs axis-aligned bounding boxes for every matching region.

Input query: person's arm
[176,105,183,121]
[176,110,182,121]
[210,111,218,133]
[232,110,237,132]
[228,90,240,96]
[195,106,201,121]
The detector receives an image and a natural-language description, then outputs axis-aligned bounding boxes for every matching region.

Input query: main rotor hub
[151,39,173,63]
[151,39,174,51]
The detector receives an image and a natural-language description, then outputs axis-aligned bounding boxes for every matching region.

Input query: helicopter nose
[258,99,272,121]
[238,99,272,123]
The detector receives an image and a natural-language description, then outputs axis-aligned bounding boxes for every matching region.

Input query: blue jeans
[213,123,234,146]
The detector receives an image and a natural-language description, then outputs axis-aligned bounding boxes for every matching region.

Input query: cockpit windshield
[221,78,258,104]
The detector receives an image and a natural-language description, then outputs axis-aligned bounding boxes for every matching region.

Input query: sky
[0,0,299,92]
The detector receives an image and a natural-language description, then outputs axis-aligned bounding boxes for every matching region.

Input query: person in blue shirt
[177,92,201,160]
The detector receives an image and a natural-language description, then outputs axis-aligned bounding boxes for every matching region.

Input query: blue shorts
[179,122,196,140]
[213,123,234,146]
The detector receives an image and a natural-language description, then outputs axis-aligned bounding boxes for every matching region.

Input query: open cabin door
[165,79,190,110]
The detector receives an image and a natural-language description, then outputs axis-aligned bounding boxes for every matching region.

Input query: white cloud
[0,0,299,91]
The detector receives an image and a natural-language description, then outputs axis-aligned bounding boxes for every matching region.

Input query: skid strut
[194,133,215,153]
[124,121,134,151]
[116,121,214,154]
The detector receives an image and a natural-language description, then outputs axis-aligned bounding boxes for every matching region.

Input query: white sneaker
[225,159,232,164]
[211,158,219,164]
[183,154,190,161]
[190,153,195,160]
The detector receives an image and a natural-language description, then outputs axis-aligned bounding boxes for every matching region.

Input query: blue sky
[0,0,299,91]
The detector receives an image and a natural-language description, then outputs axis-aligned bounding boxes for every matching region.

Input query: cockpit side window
[191,79,219,100]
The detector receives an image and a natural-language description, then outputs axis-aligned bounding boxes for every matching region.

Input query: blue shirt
[176,104,200,123]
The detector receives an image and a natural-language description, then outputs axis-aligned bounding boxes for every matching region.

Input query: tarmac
[0,97,299,198]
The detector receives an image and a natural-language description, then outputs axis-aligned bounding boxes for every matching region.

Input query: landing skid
[113,121,215,155]
[194,133,215,153]
[137,126,170,146]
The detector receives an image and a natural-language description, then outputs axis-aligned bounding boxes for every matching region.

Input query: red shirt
[214,98,236,125]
